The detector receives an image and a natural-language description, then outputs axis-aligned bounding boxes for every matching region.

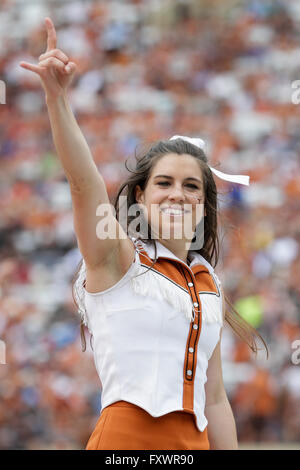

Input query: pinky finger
[19,61,42,74]
[64,61,76,74]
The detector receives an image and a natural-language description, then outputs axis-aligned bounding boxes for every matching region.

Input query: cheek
[185,190,204,203]
[143,187,165,206]
[151,185,165,198]
[139,197,161,223]
[195,206,205,224]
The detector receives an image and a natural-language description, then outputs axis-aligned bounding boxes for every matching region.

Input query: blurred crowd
[0,0,300,449]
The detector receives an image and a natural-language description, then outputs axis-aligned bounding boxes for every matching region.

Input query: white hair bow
[169,135,250,186]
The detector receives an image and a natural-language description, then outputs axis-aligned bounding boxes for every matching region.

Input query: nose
[167,183,185,203]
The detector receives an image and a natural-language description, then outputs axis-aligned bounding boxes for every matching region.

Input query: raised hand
[20,17,77,99]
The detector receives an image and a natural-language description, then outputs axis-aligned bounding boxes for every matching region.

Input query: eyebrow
[153,175,203,185]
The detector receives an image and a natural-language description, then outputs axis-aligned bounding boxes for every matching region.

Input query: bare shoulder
[85,237,136,294]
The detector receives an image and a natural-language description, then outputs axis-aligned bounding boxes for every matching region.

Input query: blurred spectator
[0,0,299,449]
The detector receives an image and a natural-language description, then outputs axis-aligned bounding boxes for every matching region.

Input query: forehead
[151,153,203,179]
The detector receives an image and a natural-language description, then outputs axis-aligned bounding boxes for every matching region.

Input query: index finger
[45,17,57,52]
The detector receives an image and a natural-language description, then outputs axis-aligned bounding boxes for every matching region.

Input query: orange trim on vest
[137,246,218,413]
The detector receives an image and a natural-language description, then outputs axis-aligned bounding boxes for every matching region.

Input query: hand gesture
[19,17,77,100]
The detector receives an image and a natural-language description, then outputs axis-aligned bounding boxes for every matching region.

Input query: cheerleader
[20,17,267,450]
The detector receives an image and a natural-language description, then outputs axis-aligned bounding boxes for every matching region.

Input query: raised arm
[20,18,131,269]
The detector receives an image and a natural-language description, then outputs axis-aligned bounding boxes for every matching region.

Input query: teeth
[160,208,187,215]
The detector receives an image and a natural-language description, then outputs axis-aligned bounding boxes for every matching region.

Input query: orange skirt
[86,401,210,450]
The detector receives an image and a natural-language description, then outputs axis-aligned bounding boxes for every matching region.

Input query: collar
[132,237,214,274]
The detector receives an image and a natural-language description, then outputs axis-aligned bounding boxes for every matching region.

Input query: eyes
[157,181,199,190]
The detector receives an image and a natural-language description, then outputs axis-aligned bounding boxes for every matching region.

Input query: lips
[159,206,190,216]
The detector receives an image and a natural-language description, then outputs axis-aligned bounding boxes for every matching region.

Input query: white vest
[74,238,223,432]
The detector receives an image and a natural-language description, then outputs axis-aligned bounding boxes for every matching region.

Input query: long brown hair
[73,138,268,357]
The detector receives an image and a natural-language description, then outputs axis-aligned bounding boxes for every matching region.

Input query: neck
[157,238,191,264]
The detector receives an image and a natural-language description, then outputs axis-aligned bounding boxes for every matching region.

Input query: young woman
[20,18,266,450]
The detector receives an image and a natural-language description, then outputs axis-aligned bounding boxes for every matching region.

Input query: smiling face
[135,153,206,243]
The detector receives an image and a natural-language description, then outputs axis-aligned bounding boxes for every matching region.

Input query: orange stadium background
[0,0,299,450]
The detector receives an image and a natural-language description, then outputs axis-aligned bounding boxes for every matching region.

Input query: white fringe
[130,264,195,322]
[130,260,223,325]
[73,246,223,329]
[199,293,223,325]
[73,259,91,331]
